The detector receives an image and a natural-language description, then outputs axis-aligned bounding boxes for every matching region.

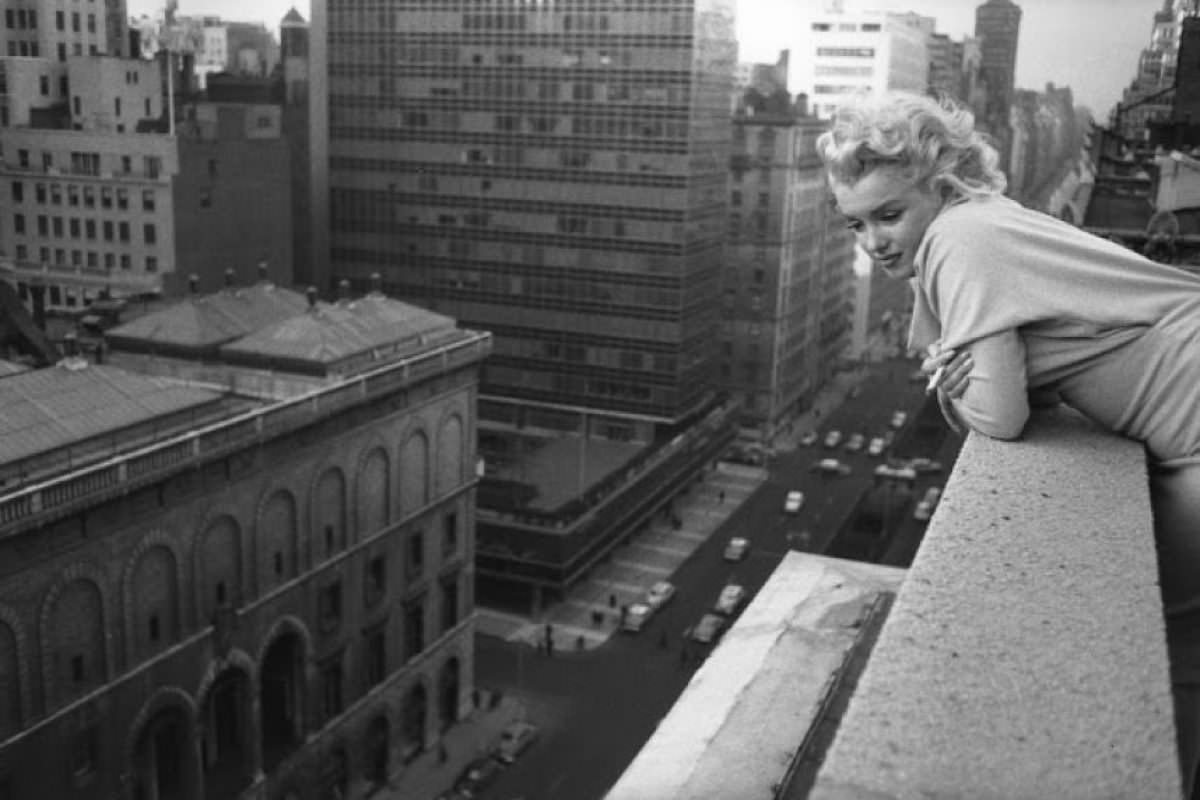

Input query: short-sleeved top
[907,194,1200,464]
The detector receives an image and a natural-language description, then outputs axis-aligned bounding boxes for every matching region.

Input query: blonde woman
[817,90,1200,792]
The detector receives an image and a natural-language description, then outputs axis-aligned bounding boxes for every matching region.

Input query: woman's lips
[876,253,901,269]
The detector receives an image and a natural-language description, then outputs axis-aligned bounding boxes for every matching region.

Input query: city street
[469,353,964,800]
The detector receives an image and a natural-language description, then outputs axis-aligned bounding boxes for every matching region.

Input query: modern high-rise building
[974,0,1022,165]
[793,7,929,119]
[321,0,736,426]
[1115,0,1188,141]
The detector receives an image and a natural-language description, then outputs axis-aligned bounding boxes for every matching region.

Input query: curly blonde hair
[815,91,1006,200]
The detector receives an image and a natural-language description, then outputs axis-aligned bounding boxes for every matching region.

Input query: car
[799,430,819,447]
[845,433,865,452]
[924,486,943,504]
[723,536,750,561]
[453,756,504,798]
[690,613,727,644]
[812,458,852,476]
[913,499,934,521]
[908,457,945,474]
[494,720,540,764]
[725,444,765,466]
[890,410,908,429]
[714,584,746,615]
[875,464,917,482]
[783,490,805,514]
[622,602,654,632]
[645,580,677,610]
[868,437,886,457]
[823,430,843,448]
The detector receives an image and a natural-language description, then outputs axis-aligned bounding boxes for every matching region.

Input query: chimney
[370,272,383,296]
[224,268,236,289]
[306,285,318,311]
[257,260,269,283]
[337,278,351,305]
[188,273,200,294]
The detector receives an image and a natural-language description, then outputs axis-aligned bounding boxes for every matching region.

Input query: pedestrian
[576,634,586,651]
[619,604,628,627]
[818,89,1200,794]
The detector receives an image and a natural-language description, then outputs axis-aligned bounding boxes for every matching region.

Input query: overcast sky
[130,0,1166,118]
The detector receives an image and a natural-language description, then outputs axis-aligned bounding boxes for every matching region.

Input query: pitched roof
[0,362,224,466]
[281,7,306,24]
[106,283,311,350]
[221,294,462,366]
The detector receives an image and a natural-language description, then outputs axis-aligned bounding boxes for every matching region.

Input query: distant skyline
[128,0,1167,117]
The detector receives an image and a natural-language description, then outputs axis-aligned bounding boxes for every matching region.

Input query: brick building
[0,277,492,799]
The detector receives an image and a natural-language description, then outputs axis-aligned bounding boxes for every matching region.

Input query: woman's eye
[879,211,901,222]
[845,220,863,232]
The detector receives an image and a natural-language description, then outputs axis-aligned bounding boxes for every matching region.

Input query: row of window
[10,150,163,179]
[12,181,157,211]
[14,214,157,244]
[12,246,155,273]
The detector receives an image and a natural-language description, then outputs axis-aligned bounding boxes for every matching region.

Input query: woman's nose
[863,226,886,253]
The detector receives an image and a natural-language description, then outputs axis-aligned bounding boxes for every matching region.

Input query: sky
[126,0,1166,119]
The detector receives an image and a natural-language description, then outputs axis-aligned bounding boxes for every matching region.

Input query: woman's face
[831,166,945,280]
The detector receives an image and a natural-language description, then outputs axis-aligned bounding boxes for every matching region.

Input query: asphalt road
[469,354,963,800]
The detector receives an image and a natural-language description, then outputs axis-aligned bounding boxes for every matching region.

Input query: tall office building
[974,0,1021,167]
[323,0,736,425]
[794,7,929,120]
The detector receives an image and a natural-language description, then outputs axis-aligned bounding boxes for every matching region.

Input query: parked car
[875,464,917,482]
[908,457,945,474]
[823,430,843,448]
[845,433,865,452]
[799,430,819,447]
[690,613,727,644]
[622,602,654,632]
[868,437,886,457]
[725,444,766,466]
[714,584,746,615]
[783,490,805,514]
[645,580,677,610]
[890,410,908,429]
[914,487,942,521]
[723,536,750,561]
[812,458,852,476]
[453,756,504,798]
[494,720,540,764]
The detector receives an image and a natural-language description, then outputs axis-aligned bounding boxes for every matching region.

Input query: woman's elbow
[962,404,1028,441]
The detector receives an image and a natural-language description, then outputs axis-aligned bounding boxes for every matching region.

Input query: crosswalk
[474,462,768,651]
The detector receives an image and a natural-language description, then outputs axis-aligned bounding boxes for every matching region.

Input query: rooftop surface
[482,431,645,512]
[0,361,225,465]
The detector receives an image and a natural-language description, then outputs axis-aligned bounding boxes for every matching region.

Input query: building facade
[0,53,293,312]
[974,0,1022,168]
[724,80,855,440]
[0,282,492,800]
[794,8,929,120]
[322,0,736,424]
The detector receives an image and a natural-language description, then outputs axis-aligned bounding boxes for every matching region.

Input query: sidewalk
[371,689,522,800]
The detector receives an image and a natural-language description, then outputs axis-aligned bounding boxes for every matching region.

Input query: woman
[816,90,1200,791]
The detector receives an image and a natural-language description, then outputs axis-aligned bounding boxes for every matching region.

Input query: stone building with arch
[0,279,491,799]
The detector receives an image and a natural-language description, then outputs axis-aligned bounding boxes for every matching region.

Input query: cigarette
[926,365,946,395]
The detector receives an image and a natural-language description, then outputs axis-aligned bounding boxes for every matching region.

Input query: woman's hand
[922,343,973,399]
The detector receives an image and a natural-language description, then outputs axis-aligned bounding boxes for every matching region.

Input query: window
[143,223,156,245]
[101,187,112,208]
[324,525,335,558]
[39,75,48,96]
[118,221,129,242]
[116,188,128,209]
[35,184,45,203]
[145,256,158,273]
[67,185,79,206]
[55,10,63,30]
[403,597,424,661]
[406,531,424,578]
[199,189,211,208]
[70,654,85,685]
[84,219,95,239]
[102,220,113,241]
[71,725,97,776]
[82,186,94,207]
[364,627,386,687]
[37,216,47,235]
[365,555,386,606]
[441,575,459,632]
[319,581,342,631]
[144,157,161,179]
[321,656,343,719]
[142,190,155,211]
[148,614,160,642]
[12,214,24,234]
[17,149,28,168]
[443,512,458,556]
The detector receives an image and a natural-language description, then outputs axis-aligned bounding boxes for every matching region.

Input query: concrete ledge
[811,406,1180,799]
[605,553,905,800]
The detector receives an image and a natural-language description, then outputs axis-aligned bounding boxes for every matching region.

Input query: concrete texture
[810,406,1180,799]
[605,553,905,800]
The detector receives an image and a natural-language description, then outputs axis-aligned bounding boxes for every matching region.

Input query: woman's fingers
[920,350,957,375]
[940,351,973,398]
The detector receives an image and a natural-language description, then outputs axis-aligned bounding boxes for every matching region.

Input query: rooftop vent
[188,273,200,294]
[306,285,318,311]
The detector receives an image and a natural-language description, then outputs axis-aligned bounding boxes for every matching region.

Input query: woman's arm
[945,330,1030,440]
